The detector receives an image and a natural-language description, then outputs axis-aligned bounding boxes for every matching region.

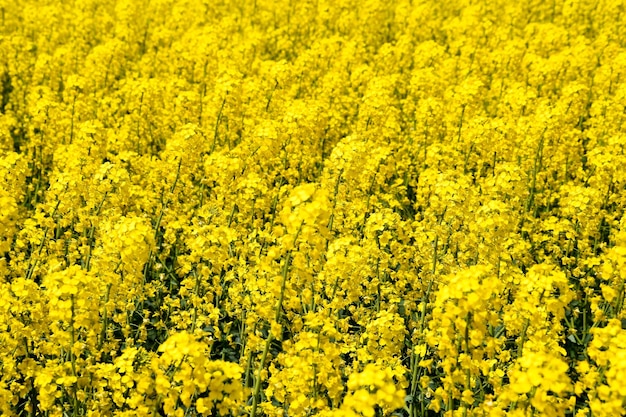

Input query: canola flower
[1,0,626,416]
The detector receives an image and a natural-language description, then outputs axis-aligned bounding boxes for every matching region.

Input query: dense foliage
[1,0,626,416]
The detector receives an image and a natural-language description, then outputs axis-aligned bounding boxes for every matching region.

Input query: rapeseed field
[1,0,626,416]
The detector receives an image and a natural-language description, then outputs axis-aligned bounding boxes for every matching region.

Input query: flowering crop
[1,0,626,416]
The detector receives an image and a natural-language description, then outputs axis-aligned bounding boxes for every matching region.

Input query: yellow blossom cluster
[1,0,626,416]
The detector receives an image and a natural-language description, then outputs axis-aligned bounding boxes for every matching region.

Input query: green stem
[250,334,273,417]
[70,295,79,417]
[250,223,302,417]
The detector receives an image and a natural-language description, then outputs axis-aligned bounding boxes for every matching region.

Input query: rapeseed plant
[2,0,626,416]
